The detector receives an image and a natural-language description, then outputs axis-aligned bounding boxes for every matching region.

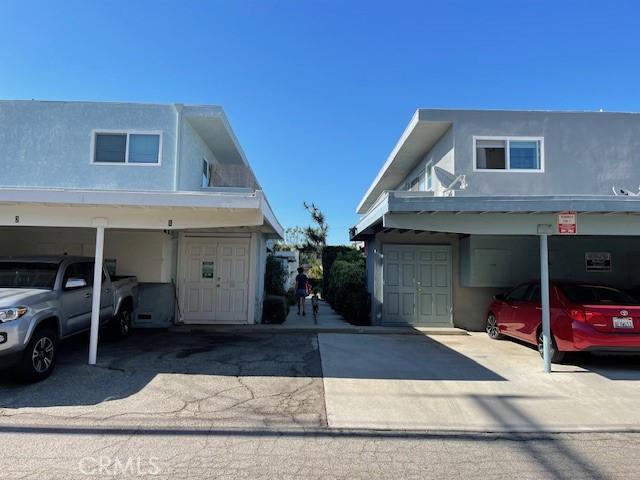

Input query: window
[93,131,161,165]
[474,137,543,171]
[0,262,59,289]
[62,262,94,290]
[560,284,640,305]
[506,283,531,302]
[405,169,425,191]
[202,158,210,187]
[426,163,433,191]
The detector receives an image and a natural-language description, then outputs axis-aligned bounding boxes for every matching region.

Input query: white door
[181,240,219,322]
[180,237,250,324]
[383,244,452,326]
[216,241,250,322]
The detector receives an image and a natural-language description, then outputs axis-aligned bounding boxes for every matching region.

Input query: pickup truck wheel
[17,328,57,383]
[111,308,132,339]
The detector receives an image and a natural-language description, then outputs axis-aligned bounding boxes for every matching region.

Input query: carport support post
[88,221,106,365]
[539,233,552,373]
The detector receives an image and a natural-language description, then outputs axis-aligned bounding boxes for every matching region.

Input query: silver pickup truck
[0,256,138,382]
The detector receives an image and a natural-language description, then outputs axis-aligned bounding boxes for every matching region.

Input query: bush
[262,295,288,324]
[285,288,297,307]
[322,246,354,301]
[264,255,287,296]
[326,251,370,325]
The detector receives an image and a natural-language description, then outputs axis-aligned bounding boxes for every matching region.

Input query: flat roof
[353,192,640,239]
[356,108,640,215]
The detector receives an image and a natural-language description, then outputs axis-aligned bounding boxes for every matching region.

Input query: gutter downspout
[173,104,184,191]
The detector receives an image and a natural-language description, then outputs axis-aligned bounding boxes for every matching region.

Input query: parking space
[319,332,640,432]
[0,330,326,430]
[2,328,640,434]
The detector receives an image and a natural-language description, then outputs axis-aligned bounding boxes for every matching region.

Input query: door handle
[105,289,111,294]
[84,292,91,298]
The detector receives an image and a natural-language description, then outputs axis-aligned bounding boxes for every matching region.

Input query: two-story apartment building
[0,100,283,333]
[352,109,640,332]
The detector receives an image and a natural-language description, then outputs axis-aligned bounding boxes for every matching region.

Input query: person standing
[295,267,309,316]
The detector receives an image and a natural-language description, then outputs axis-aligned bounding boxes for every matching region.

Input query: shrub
[264,255,287,296]
[285,288,297,307]
[262,295,288,324]
[322,246,354,301]
[326,251,370,325]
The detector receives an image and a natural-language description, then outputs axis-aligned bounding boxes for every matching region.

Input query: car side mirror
[65,278,87,290]
[494,293,506,302]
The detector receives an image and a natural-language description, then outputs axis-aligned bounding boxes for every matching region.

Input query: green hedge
[264,255,287,296]
[262,295,288,324]
[325,250,370,325]
[322,246,356,305]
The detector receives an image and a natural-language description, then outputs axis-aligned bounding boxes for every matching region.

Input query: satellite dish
[434,167,468,192]
[612,185,640,196]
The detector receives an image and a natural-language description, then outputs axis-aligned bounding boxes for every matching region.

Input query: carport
[352,192,640,372]
[0,187,282,364]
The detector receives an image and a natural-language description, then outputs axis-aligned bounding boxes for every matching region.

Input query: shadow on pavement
[0,329,322,408]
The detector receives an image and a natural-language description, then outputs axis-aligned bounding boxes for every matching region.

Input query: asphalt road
[2,330,640,479]
[0,426,638,479]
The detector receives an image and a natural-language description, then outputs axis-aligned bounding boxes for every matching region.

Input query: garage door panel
[402,293,414,316]
[435,294,450,316]
[434,251,448,262]
[419,293,433,316]
[386,264,400,286]
[419,264,432,287]
[384,244,452,327]
[402,263,415,287]
[385,292,400,316]
[187,288,200,313]
[434,264,449,287]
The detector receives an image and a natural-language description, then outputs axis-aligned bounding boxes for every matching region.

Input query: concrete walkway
[170,300,467,335]
[319,332,640,432]
[285,299,349,327]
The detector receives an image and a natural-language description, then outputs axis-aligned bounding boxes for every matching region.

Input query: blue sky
[1,0,639,244]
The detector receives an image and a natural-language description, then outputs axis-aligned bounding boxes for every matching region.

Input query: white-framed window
[202,157,210,187]
[473,136,543,172]
[92,130,162,165]
[426,162,433,191]
[404,169,425,191]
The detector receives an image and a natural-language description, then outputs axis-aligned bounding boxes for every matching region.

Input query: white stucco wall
[0,227,174,282]
[396,126,454,195]
[0,101,178,191]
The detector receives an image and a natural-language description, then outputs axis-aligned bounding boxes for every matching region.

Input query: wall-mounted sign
[585,252,611,272]
[202,261,214,279]
[557,211,577,234]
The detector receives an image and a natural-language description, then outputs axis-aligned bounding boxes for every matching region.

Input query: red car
[486,281,640,362]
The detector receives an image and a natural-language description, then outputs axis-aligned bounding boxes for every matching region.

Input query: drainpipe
[173,104,184,191]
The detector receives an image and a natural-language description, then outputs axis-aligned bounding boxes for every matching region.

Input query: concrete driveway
[319,332,640,432]
[0,330,326,430]
[2,329,640,435]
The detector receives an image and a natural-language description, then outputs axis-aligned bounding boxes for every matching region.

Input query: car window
[63,263,94,289]
[560,284,640,305]
[506,283,531,302]
[0,262,59,289]
[529,285,541,303]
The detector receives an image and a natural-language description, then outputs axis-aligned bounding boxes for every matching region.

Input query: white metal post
[88,225,105,365]
[539,233,552,373]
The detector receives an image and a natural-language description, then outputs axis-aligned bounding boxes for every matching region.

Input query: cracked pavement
[0,331,326,430]
[1,330,640,479]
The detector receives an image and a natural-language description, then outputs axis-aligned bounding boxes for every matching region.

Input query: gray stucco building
[352,109,640,331]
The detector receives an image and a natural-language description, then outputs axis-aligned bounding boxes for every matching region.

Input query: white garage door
[180,237,250,324]
[382,244,452,326]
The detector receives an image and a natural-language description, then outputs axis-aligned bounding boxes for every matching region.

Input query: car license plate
[613,317,634,329]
